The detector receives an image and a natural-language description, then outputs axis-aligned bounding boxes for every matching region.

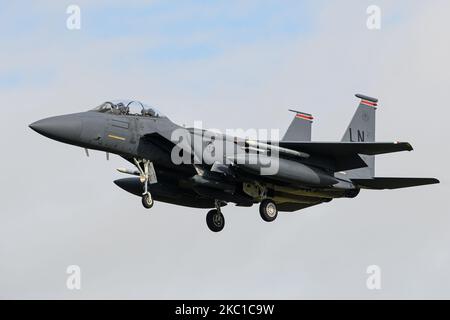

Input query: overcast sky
[1,0,449,299]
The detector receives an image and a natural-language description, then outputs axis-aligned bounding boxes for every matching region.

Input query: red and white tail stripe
[360,99,378,108]
[295,112,314,121]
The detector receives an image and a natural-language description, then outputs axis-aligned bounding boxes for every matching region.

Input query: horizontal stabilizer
[352,177,440,190]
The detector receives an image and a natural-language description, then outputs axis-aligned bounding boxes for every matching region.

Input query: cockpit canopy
[91,99,165,118]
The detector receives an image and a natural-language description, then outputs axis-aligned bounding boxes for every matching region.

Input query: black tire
[259,199,278,222]
[206,209,225,232]
[142,192,154,209]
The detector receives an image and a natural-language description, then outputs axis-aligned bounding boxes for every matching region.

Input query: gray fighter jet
[29,94,439,232]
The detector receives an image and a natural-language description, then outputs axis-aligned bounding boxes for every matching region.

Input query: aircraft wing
[275,141,413,172]
[141,132,413,173]
[278,141,413,156]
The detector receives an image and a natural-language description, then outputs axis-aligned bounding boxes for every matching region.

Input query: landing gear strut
[134,158,156,209]
[259,199,278,222]
[206,200,225,232]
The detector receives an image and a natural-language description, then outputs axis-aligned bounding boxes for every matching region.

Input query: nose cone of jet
[29,114,83,145]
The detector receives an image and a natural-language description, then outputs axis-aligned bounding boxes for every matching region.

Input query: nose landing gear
[142,192,154,209]
[133,158,157,209]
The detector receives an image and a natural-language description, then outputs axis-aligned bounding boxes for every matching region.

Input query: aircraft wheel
[259,199,278,222]
[142,192,154,209]
[206,209,225,232]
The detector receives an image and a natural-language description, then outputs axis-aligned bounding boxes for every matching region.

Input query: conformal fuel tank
[231,154,338,187]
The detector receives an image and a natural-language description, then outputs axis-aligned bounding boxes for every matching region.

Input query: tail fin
[282,109,313,142]
[341,94,378,178]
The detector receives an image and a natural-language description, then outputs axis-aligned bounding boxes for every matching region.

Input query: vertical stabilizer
[341,94,378,178]
[282,109,313,142]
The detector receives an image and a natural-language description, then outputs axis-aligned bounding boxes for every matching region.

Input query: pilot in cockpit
[116,102,129,115]
[91,100,164,118]
[141,108,156,117]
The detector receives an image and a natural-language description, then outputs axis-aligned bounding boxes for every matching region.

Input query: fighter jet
[29,94,439,232]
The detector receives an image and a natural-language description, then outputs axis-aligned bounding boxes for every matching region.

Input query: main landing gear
[134,158,156,209]
[206,200,225,232]
[259,199,278,222]
[205,199,278,232]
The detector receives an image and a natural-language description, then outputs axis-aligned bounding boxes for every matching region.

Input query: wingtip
[431,178,440,185]
[395,141,413,151]
[405,142,413,151]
